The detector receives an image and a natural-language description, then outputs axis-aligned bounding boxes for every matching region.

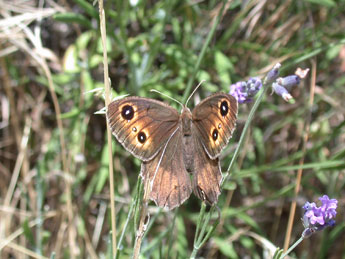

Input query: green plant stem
[280,236,303,258]
[222,76,272,186]
[182,0,227,103]
[193,203,206,244]
[36,167,43,255]
[166,209,179,256]
[116,193,136,258]
[195,207,212,245]
[191,206,220,258]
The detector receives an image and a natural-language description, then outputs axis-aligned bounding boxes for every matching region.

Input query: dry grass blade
[0,211,56,251]
[0,8,56,29]
[3,118,31,207]
[98,0,117,256]
[5,242,49,259]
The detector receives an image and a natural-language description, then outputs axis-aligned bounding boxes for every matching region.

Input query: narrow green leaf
[74,0,99,18]
[22,219,35,247]
[54,13,92,28]
[304,0,336,7]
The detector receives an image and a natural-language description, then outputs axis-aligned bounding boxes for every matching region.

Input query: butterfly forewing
[192,93,238,159]
[107,97,180,161]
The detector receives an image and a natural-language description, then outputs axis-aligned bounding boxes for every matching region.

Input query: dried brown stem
[98,0,117,256]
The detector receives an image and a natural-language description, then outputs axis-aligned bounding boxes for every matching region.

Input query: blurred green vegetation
[0,0,344,258]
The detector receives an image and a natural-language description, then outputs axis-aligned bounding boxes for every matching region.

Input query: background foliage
[1,0,344,258]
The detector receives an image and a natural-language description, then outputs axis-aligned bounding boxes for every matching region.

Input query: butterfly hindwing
[191,125,222,205]
[140,128,192,210]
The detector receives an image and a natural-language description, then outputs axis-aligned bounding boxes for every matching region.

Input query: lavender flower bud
[272,83,293,102]
[277,75,300,90]
[265,63,281,84]
[247,77,262,96]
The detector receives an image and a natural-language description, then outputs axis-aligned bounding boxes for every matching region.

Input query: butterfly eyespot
[218,123,222,129]
[220,100,229,117]
[212,129,218,141]
[121,105,134,120]
[132,127,137,132]
[138,131,147,143]
[199,189,206,201]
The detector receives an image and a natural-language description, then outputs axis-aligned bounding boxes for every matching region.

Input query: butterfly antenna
[185,80,205,107]
[150,89,184,108]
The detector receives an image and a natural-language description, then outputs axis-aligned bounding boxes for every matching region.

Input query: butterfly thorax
[181,107,195,172]
[181,106,193,136]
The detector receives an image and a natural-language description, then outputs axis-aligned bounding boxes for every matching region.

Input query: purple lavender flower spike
[229,78,262,104]
[301,195,338,239]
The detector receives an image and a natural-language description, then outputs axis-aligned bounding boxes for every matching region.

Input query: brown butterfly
[106,92,237,210]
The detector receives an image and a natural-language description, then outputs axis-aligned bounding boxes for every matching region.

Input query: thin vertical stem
[133,175,151,258]
[99,0,117,256]
[283,60,316,251]
[222,76,271,186]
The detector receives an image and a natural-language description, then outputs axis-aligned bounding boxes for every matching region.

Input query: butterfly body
[107,93,237,210]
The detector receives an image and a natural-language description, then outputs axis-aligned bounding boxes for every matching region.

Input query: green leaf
[215,51,233,85]
[74,0,99,18]
[22,219,35,247]
[96,142,111,193]
[176,216,188,258]
[304,0,336,7]
[213,237,239,258]
[60,107,81,119]
[63,45,80,73]
[223,180,237,191]
[54,13,92,28]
